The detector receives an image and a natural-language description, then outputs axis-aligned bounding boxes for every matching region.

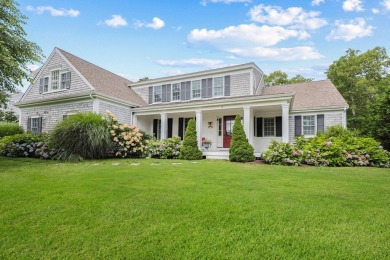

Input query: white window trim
[263,117,276,137]
[60,71,70,90]
[31,116,40,135]
[213,76,224,97]
[191,80,201,99]
[41,69,71,94]
[153,85,162,103]
[302,115,317,137]
[171,82,181,102]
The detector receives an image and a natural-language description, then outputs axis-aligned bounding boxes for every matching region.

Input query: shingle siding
[231,72,250,96]
[324,113,343,130]
[23,52,91,102]
[20,101,93,132]
[99,101,131,124]
[253,69,264,95]
[133,87,149,104]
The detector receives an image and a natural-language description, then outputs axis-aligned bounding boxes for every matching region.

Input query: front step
[202,150,229,160]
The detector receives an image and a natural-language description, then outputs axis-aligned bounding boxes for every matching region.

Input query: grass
[0,157,389,259]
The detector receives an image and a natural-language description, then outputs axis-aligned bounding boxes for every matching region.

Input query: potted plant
[203,139,213,150]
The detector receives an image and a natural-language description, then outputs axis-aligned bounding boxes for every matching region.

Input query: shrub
[263,126,390,167]
[263,140,302,166]
[179,119,202,160]
[148,136,181,159]
[50,112,112,161]
[107,111,146,158]
[0,133,47,157]
[229,115,255,162]
[0,122,23,138]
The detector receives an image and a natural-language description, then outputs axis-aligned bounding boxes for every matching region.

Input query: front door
[223,116,235,148]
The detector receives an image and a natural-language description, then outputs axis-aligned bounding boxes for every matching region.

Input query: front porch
[132,98,291,158]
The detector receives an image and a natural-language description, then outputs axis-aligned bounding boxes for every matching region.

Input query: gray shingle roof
[262,80,348,110]
[58,48,146,106]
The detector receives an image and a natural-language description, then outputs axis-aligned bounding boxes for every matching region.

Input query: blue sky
[19,0,390,90]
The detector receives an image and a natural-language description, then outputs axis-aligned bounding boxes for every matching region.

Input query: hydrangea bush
[0,133,49,158]
[148,136,181,159]
[107,111,146,157]
[263,126,390,167]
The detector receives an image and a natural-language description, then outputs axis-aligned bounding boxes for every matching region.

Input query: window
[51,70,59,90]
[60,72,71,89]
[303,115,315,135]
[214,77,224,97]
[218,118,222,136]
[154,85,162,103]
[31,118,39,135]
[263,118,275,137]
[191,80,201,99]
[172,83,181,101]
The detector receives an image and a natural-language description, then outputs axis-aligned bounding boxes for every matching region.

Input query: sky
[18,0,390,91]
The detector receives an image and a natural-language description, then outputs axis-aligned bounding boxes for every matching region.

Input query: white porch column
[243,106,253,145]
[160,113,167,140]
[282,103,289,143]
[195,110,203,149]
[132,114,138,126]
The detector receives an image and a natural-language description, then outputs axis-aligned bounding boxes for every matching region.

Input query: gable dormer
[21,48,93,102]
[130,63,264,105]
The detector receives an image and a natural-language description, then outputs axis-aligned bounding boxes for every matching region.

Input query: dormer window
[214,77,224,97]
[172,83,181,101]
[191,80,201,99]
[39,70,71,94]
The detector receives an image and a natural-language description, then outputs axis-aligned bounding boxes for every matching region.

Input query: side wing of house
[18,48,95,133]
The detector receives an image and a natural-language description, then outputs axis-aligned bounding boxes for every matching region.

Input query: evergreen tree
[229,115,255,162]
[179,119,202,160]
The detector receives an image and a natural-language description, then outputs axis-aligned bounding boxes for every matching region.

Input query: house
[16,48,348,158]
[17,48,145,135]
[0,92,24,119]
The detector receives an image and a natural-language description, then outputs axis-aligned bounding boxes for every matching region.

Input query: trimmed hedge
[179,119,202,160]
[0,122,23,138]
[229,115,255,162]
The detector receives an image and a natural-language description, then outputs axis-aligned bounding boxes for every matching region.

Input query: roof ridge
[271,79,330,88]
[56,48,133,84]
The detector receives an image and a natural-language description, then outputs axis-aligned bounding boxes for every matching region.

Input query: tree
[326,47,390,144]
[179,119,202,160]
[0,110,18,122]
[229,115,255,162]
[0,0,43,106]
[138,77,149,82]
[264,70,313,87]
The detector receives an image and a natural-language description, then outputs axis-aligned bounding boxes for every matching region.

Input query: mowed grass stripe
[0,157,389,259]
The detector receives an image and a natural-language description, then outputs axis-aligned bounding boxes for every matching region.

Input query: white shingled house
[16,48,349,159]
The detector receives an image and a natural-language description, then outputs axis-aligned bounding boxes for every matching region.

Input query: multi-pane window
[303,115,315,135]
[192,80,201,99]
[60,72,70,89]
[51,70,59,90]
[31,118,39,135]
[154,85,162,103]
[263,118,275,136]
[172,83,181,101]
[214,77,224,97]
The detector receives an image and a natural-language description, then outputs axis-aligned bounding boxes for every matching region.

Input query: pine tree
[229,115,255,162]
[179,119,203,160]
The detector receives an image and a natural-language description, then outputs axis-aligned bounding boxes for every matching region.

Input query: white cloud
[200,0,252,6]
[135,17,165,30]
[156,58,224,67]
[226,46,323,61]
[382,0,390,10]
[188,24,303,49]
[26,5,79,17]
[248,4,327,30]
[311,0,325,6]
[372,8,380,14]
[27,64,40,72]
[160,69,185,76]
[102,15,127,28]
[342,0,364,12]
[326,18,374,41]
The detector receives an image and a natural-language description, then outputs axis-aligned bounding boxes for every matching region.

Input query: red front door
[223,116,235,148]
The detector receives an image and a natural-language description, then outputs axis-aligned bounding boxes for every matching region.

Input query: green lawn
[0,157,389,259]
